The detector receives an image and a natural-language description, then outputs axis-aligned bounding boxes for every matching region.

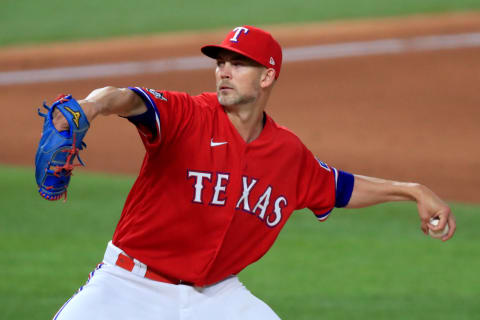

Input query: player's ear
[260,68,276,89]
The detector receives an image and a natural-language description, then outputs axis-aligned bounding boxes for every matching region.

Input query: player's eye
[231,60,245,66]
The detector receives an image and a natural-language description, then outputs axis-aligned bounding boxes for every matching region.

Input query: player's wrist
[405,183,430,203]
[78,100,101,123]
[387,181,423,202]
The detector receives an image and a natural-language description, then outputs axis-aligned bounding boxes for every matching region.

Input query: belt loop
[132,258,147,277]
[104,240,121,265]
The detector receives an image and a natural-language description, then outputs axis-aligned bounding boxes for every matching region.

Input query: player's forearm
[80,86,146,120]
[346,174,424,208]
[53,87,146,131]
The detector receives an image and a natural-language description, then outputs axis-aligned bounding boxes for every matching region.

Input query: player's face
[215,51,266,107]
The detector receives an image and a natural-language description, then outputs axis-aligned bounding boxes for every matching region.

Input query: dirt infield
[1,13,479,203]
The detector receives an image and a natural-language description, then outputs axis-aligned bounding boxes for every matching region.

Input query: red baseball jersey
[112,87,353,286]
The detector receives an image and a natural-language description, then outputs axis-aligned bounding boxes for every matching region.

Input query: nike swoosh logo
[210,139,228,147]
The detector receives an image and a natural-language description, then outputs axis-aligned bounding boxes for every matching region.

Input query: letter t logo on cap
[230,27,249,43]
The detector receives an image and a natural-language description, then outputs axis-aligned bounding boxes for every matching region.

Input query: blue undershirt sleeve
[125,87,158,138]
[335,170,355,208]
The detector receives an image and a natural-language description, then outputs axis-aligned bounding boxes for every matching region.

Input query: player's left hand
[415,185,456,241]
[35,95,90,201]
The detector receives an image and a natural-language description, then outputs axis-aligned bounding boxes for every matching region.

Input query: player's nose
[217,62,232,79]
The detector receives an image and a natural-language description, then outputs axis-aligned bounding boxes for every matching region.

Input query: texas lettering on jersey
[187,171,286,228]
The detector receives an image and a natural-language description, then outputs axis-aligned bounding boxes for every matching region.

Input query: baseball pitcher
[35,26,456,320]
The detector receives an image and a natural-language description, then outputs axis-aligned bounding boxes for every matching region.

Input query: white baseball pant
[53,241,281,320]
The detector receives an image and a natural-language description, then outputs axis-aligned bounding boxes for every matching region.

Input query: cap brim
[201,45,265,68]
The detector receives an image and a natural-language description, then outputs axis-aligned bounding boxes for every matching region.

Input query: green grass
[1,164,479,319]
[242,204,480,319]
[1,0,480,46]
[0,165,132,319]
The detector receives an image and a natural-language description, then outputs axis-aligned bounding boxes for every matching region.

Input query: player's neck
[223,86,272,143]
[225,105,265,143]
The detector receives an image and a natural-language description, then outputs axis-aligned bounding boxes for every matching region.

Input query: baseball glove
[35,95,90,201]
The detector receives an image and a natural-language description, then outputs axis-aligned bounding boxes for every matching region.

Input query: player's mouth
[217,82,234,92]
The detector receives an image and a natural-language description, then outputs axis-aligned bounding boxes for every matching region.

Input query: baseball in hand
[428,217,449,239]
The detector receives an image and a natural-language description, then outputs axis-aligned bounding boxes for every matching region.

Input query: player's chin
[217,93,238,106]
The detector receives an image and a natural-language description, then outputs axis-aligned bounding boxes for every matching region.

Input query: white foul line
[1,32,480,86]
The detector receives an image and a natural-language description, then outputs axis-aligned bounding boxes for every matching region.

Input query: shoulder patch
[147,88,168,101]
[315,158,331,172]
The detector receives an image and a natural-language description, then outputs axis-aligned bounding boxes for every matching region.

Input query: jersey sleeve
[296,146,354,222]
[126,87,197,150]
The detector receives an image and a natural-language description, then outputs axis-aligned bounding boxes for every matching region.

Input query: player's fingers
[417,204,430,235]
[420,221,429,235]
[442,214,456,242]
[428,217,445,231]
[52,109,70,131]
[435,207,451,230]
[424,203,451,231]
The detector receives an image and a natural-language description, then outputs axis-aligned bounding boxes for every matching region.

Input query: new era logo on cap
[201,25,283,79]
